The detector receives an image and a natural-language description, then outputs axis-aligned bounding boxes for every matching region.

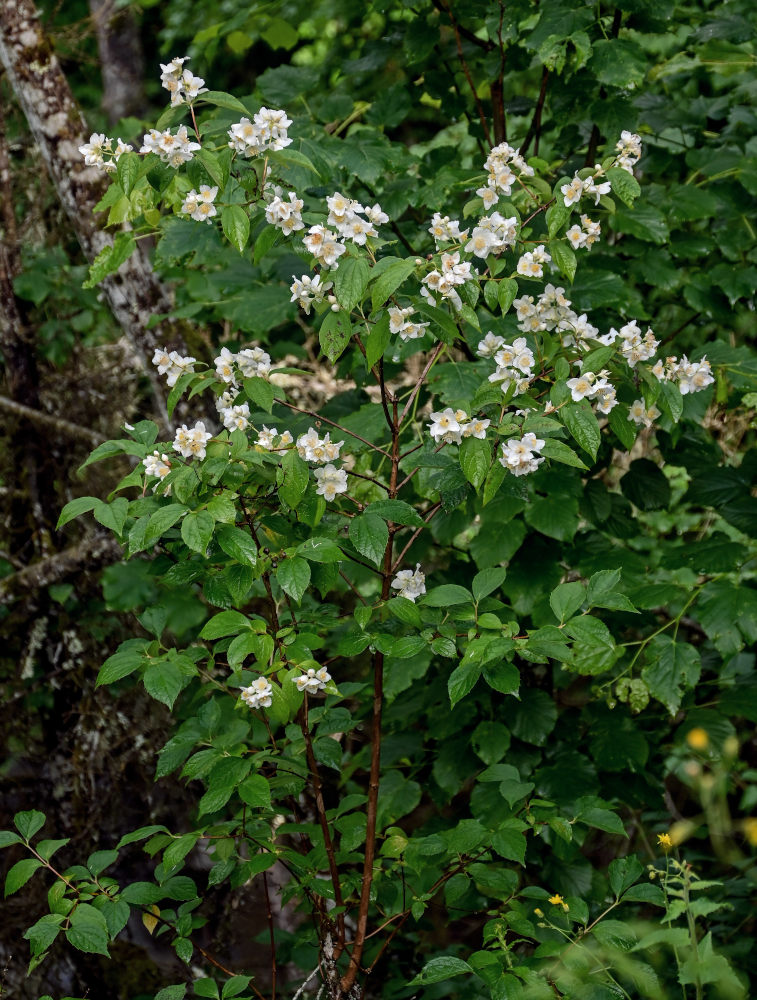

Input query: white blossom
[236,347,272,379]
[228,108,292,157]
[295,666,332,694]
[221,403,250,432]
[143,451,171,479]
[628,399,660,428]
[616,130,643,174]
[172,421,212,460]
[215,347,237,384]
[313,464,348,501]
[160,57,207,106]
[477,332,506,358]
[240,677,273,709]
[391,564,426,602]
[265,192,304,235]
[428,213,468,245]
[499,433,545,477]
[140,125,200,167]
[79,133,132,173]
[290,274,333,314]
[561,175,585,207]
[428,407,462,443]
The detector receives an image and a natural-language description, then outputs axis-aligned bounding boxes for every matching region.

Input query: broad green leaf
[143,660,184,709]
[549,581,586,623]
[199,610,252,640]
[365,312,391,368]
[145,503,187,544]
[365,499,424,527]
[238,774,271,810]
[349,513,388,566]
[448,661,481,706]
[14,810,46,840]
[5,858,42,896]
[370,257,417,312]
[276,557,310,603]
[550,241,577,283]
[97,639,149,685]
[334,256,370,311]
[181,510,214,553]
[621,459,671,511]
[319,310,352,364]
[608,855,643,896]
[278,450,309,509]
[642,636,701,714]
[424,584,473,606]
[24,913,64,956]
[539,438,587,469]
[215,524,257,566]
[56,496,99,529]
[561,401,601,460]
[498,277,518,315]
[607,166,641,207]
[297,537,343,562]
[409,956,474,987]
[65,904,111,956]
[244,376,274,413]
[93,497,128,535]
[222,205,250,253]
[472,567,507,602]
[459,436,491,490]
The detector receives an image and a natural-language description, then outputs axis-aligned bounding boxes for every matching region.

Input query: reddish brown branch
[438,0,492,146]
[521,67,549,157]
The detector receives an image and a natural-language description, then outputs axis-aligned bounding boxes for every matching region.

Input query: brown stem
[398,341,445,426]
[491,2,507,144]
[443,0,492,146]
[262,870,278,1000]
[390,502,442,573]
[521,67,549,157]
[278,399,391,458]
[300,702,346,951]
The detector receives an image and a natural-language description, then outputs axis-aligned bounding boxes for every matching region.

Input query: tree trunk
[88,0,146,125]
[0,0,204,429]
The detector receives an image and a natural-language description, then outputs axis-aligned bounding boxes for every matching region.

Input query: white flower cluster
[566,370,618,414]
[152,347,197,387]
[464,213,518,258]
[240,677,273,710]
[78,133,132,173]
[421,251,476,311]
[296,427,344,464]
[652,355,714,394]
[389,306,430,342]
[228,108,292,156]
[266,192,304,235]
[628,399,661,428]
[160,56,207,107]
[616,130,643,174]
[143,451,171,479]
[256,426,294,454]
[295,666,331,694]
[429,213,468,246]
[290,274,334,314]
[181,185,218,223]
[140,126,200,167]
[303,225,346,270]
[485,336,536,397]
[512,285,598,349]
[427,408,490,445]
[482,141,534,201]
[566,215,601,251]
[561,168,611,208]
[391,564,426,602]
[314,465,348,501]
[599,320,659,368]
[173,421,212,460]
[517,245,551,278]
[220,402,251,432]
[213,346,273,386]
[499,433,545,477]
[327,192,387,245]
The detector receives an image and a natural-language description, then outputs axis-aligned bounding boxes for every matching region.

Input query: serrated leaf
[424,584,473,606]
[5,858,42,896]
[181,510,214,553]
[334,256,370,311]
[276,557,310,603]
[561,401,601,460]
[497,277,518,315]
[278,450,309,509]
[319,310,352,364]
[370,257,417,312]
[215,524,257,566]
[472,567,507,602]
[448,661,481,706]
[56,496,99,529]
[349,513,388,566]
[409,956,473,987]
[459,436,491,490]
[539,437,587,469]
[222,205,250,253]
[550,581,586,623]
[200,610,252,640]
[365,312,391,368]
[14,810,46,840]
[65,903,110,956]
[93,497,128,535]
[143,660,183,709]
[244,376,274,413]
[550,241,577,283]
[364,499,424,527]
[607,166,641,207]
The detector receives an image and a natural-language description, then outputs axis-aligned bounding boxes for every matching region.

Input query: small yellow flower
[548,893,564,905]
[686,727,709,751]
[534,907,544,917]
[742,818,757,848]
[657,832,673,851]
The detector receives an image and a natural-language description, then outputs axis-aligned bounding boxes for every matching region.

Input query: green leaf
[278,450,309,509]
[181,510,214,553]
[561,401,601,460]
[349,513,388,566]
[97,639,149,685]
[199,610,251,640]
[200,90,249,113]
[244,376,274,413]
[145,503,187,544]
[238,774,271,810]
[0,831,23,848]
[607,166,641,207]
[642,637,701,715]
[448,661,481,706]
[472,567,507,602]
[193,147,226,189]
[24,913,65,956]
[621,459,671,511]
[83,232,136,288]
[297,537,343,563]
[459,436,491,490]
[222,205,250,253]
[409,956,474,987]
[5,858,42,896]
[14,809,46,840]
[609,405,637,450]
[370,257,417,312]
[424,584,473,607]
[579,807,627,838]
[222,977,253,999]
[319,310,353,364]
[365,312,391,368]
[93,497,129,535]
[334,256,370,311]
[550,241,577,283]
[498,277,518,315]
[56,496,99,529]
[65,903,110,956]
[215,524,257,566]
[276,557,310,603]
[539,438,587,469]
[364,499,424,527]
[547,200,572,238]
[143,660,184,709]
[608,855,643,897]
[491,821,527,865]
[36,838,70,862]
[549,582,586,623]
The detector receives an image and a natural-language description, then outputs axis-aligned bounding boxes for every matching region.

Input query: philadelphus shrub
[13,53,730,1000]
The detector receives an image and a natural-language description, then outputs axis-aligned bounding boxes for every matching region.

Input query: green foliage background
[1,1,756,999]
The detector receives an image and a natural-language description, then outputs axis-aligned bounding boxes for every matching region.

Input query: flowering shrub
[3,3,757,998]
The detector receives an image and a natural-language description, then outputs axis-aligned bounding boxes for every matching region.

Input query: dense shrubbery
[2,2,756,999]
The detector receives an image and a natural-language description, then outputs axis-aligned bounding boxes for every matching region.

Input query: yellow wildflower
[686,727,709,751]
[742,818,757,848]
[657,832,673,851]
[548,893,564,905]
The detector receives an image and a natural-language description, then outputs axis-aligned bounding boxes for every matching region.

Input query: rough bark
[0,0,203,430]
[88,0,146,125]
[0,394,105,446]
[0,532,122,603]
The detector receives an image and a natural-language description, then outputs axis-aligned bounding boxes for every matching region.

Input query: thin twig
[439,0,492,145]
[390,502,442,573]
[399,341,445,426]
[521,67,549,156]
[278,399,392,458]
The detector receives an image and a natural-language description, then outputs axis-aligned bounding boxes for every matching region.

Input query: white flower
[79,133,132,173]
[477,332,505,358]
[428,407,462,442]
[483,142,533,194]
[462,418,490,439]
[566,224,585,250]
[153,349,196,387]
[615,131,643,173]
[290,273,333,314]
[265,192,304,234]
[628,399,661,428]
[295,666,332,694]
[566,372,597,401]
[388,306,429,342]
[428,213,468,245]
[391,564,426,602]
[228,108,292,157]
[561,175,585,206]
[313,464,348,501]
[476,185,499,209]
[160,57,207,106]
[364,203,389,225]
[215,347,237,384]
[221,403,250,432]
[517,251,544,278]
[141,125,200,166]
[240,677,273,709]
[183,183,218,224]
[583,176,611,204]
[236,346,272,380]
[143,451,171,479]
[500,434,545,477]
[172,421,212,460]
[302,225,346,270]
